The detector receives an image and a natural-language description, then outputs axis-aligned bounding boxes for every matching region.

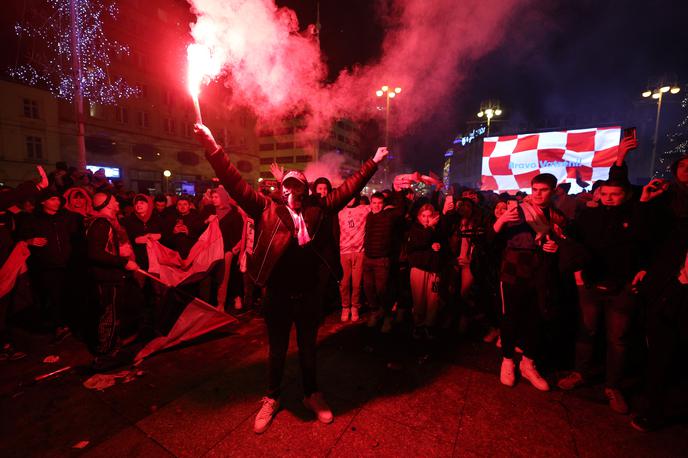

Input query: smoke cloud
[186,0,528,139]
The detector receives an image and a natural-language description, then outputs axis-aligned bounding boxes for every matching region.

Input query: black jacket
[20,210,82,271]
[363,193,405,259]
[162,211,206,258]
[121,213,163,270]
[571,202,642,285]
[86,217,128,284]
[407,222,443,273]
[206,148,377,288]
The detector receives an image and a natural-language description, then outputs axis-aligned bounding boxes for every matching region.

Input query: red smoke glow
[186,0,527,141]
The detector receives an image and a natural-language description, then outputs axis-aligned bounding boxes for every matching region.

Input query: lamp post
[477,103,503,136]
[376,86,401,186]
[642,84,681,177]
[163,169,172,194]
[376,86,402,148]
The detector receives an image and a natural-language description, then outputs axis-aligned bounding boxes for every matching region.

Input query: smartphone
[622,127,637,140]
[507,200,518,211]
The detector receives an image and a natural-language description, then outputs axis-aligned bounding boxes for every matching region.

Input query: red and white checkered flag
[481,126,621,193]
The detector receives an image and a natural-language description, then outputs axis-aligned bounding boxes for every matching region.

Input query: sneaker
[303,392,333,424]
[380,316,393,334]
[340,308,350,322]
[500,358,516,387]
[557,371,585,391]
[519,357,550,391]
[254,397,280,434]
[350,308,360,322]
[1,343,27,361]
[604,388,629,414]
[630,415,662,432]
[483,327,500,343]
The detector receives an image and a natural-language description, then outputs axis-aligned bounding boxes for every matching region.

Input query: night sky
[283,0,688,172]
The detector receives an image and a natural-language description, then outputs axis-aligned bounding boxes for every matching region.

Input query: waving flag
[481,127,621,193]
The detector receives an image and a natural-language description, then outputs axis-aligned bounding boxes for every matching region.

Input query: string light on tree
[10,0,138,104]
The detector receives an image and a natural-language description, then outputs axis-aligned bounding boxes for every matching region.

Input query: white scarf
[286,206,311,246]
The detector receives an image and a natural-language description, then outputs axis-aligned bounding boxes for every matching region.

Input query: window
[259,143,275,152]
[163,118,176,134]
[164,89,175,106]
[259,157,274,165]
[89,102,106,119]
[137,111,150,128]
[275,156,293,164]
[182,122,192,138]
[276,142,293,150]
[26,136,43,160]
[295,155,313,163]
[116,106,128,124]
[23,99,39,119]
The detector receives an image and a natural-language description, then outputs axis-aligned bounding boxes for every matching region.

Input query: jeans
[340,252,364,309]
[362,256,391,314]
[575,284,637,388]
[264,289,320,399]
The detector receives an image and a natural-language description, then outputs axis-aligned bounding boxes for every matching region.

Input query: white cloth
[286,206,311,246]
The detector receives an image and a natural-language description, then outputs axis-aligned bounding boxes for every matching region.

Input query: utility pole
[69,0,87,169]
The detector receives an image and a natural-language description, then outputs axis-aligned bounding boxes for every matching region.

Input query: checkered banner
[481,126,621,193]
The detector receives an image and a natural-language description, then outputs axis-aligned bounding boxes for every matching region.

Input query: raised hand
[372,147,389,164]
[640,178,669,202]
[270,162,285,182]
[615,136,639,166]
[36,166,49,190]
[193,123,220,153]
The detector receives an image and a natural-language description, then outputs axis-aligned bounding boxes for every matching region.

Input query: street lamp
[477,102,503,136]
[163,169,172,193]
[376,85,402,148]
[642,83,681,177]
[376,85,402,187]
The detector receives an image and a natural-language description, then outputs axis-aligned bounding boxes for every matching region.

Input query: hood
[63,187,93,216]
[213,186,232,220]
[133,193,153,223]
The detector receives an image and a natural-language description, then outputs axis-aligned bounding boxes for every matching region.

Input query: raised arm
[194,124,268,220]
[323,147,387,212]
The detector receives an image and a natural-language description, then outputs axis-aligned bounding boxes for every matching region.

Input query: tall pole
[649,93,663,178]
[486,116,492,136]
[384,93,390,185]
[69,0,87,169]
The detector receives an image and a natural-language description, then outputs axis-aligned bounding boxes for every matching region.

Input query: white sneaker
[254,397,279,434]
[340,308,350,322]
[351,308,359,322]
[519,357,550,391]
[500,358,516,387]
[303,392,334,424]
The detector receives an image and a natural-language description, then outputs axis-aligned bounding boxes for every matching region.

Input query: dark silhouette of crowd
[0,129,686,434]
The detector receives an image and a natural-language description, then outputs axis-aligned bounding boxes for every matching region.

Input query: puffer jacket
[206,148,377,287]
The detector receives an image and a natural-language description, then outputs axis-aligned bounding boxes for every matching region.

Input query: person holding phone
[491,173,566,392]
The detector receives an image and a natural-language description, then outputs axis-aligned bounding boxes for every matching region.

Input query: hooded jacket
[121,194,163,269]
[205,148,377,288]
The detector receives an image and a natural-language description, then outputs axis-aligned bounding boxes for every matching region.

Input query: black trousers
[499,280,543,360]
[33,269,68,328]
[94,283,123,356]
[643,281,688,421]
[264,289,320,399]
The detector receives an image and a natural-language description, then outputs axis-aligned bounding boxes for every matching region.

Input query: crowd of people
[0,125,686,435]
